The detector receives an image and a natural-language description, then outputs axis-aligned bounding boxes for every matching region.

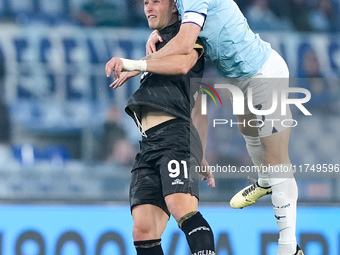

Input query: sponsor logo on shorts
[192,250,215,255]
[171,179,184,185]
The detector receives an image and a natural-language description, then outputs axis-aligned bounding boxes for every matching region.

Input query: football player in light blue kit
[143,0,303,254]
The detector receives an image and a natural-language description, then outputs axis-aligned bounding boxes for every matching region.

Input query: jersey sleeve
[181,0,209,29]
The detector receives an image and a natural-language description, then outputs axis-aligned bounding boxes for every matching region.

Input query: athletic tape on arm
[120,58,147,72]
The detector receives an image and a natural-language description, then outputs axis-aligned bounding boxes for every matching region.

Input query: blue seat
[12,144,70,166]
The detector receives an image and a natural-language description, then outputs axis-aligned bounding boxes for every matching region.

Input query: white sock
[243,135,270,187]
[270,171,298,255]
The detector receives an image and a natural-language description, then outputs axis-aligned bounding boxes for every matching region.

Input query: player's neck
[160,19,179,32]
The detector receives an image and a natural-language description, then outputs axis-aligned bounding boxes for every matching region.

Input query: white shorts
[230,49,293,137]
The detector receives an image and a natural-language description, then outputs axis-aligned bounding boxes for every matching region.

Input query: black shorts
[129,118,202,216]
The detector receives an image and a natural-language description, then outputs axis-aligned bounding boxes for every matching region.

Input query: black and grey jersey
[125,21,205,124]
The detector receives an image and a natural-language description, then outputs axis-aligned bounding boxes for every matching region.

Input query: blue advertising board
[0,205,339,254]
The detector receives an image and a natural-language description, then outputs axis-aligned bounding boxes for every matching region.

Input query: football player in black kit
[105,0,216,254]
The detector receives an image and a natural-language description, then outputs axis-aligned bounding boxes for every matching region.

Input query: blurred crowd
[0,0,338,203]
[238,0,340,32]
[0,0,339,32]
[0,0,339,167]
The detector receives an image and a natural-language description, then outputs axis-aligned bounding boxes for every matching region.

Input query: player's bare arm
[145,22,201,59]
[191,93,215,188]
[146,49,199,74]
[110,71,141,89]
[106,50,199,88]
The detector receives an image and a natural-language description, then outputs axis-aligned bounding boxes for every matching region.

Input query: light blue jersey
[176,0,272,78]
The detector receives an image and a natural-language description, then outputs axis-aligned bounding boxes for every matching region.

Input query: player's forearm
[145,23,201,60]
[148,36,191,60]
[120,51,198,75]
[192,94,208,158]
[146,51,198,75]
[194,114,208,158]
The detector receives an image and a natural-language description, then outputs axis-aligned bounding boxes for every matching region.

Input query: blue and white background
[1,205,339,255]
[0,0,339,255]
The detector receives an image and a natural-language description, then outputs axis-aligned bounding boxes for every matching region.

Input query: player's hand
[146,30,163,55]
[110,71,140,89]
[200,158,215,188]
[105,57,124,80]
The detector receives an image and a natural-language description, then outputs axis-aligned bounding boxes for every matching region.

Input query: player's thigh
[164,193,198,222]
[159,150,199,221]
[130,167,170,240]
[261,127,291,166]
[236,68,291,138]
[160,154,200,222]
[236,114,259,137]
[132,204,169,241]
[159,152,200,222]
[157,121,200,221]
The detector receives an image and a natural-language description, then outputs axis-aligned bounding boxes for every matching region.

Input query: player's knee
[179,211,216,254]
[132,204,168,241]
[165,201,182,221]
[263,153,289,166]
[263,145,286,164]
[165,193,198,222]
[133,221,157,241]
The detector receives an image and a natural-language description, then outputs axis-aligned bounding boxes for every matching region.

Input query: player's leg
[230,48,292,202]
[130,163,170,255]
[230,49,301,254]
[235,118,299,254]
[229,113,272,208]
[236,113,270,186]
[258,53,300,254]
[159,119,215,255]
[233,119,300,255]
[261,127,290,165]
[232,114,299,255]
[132,204,169,255]
[164,193,198,222]
[261,128,299,255]
[162,167,215,254]
[164,193,215,255]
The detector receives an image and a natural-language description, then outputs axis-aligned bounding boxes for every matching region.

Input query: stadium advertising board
[0,205,338,254]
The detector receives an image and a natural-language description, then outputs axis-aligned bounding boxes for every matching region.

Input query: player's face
[144,0,178,30]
